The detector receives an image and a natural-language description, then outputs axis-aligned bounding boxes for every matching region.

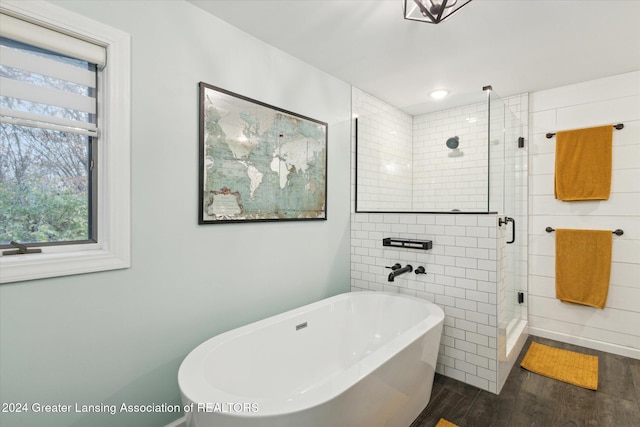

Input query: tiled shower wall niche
[351,213,503,394]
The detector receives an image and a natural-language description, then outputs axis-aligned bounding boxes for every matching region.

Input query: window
[0,1,131,283]
[0,36,98,247]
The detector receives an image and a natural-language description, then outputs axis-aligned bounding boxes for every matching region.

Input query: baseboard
[164,416,186,427]
[528,327,640,360]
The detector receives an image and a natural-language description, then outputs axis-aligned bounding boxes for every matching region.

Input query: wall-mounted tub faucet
[388,264,413,282]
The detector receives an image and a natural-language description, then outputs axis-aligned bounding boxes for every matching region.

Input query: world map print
[199,83,327,223]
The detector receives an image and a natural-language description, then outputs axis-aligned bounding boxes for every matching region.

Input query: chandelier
[403,0,473,24]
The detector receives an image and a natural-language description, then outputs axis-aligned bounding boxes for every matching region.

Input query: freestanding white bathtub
[178,291,444,427]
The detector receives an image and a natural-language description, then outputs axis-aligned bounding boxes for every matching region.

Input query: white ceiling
[188,0,640,115]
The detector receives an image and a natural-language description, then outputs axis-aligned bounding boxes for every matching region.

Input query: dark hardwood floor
[411,336,640,427]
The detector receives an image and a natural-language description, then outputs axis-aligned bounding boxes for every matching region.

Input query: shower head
[446,136,459,149]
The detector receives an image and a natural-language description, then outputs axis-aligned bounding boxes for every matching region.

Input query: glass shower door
[489,91,528,356]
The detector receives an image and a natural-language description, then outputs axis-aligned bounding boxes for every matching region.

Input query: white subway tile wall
[351,213,502,393]
[353,87,528,214]
[352,89,413,211]
[528,71,640,358]
[413,103,489,211]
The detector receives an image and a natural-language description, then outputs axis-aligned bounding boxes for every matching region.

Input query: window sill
[0,243,130,283]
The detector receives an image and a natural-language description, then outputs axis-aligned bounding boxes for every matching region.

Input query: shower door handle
[499,217,515,244]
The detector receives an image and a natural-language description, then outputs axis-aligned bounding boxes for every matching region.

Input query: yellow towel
[554,125,613,201]
[435,419,459,427]
[555,229,612,309]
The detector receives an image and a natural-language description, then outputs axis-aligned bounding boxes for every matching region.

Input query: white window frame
[0,1,131,283]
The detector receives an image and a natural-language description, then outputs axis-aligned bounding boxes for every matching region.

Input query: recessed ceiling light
[429,89,449,99]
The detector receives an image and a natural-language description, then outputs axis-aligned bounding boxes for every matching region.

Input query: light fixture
[429,89,449,99]
[403,0,473,24]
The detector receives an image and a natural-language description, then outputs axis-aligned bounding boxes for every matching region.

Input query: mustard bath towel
[554,125,613,201]
[555,229,612,309]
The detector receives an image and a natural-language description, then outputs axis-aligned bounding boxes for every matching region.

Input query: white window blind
[0,13,106,66]
[0,12,105,137]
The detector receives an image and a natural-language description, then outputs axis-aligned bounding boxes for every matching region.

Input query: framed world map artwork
[198,82,327,224]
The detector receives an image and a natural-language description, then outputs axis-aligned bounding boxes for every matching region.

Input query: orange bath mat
[436,419,459,427]
[520,342,598,390]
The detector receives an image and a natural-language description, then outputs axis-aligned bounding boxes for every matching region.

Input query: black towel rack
[545,227,624,236]
[546,123,624,139]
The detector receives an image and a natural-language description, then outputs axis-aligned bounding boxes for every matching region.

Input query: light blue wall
[0,1,352,426]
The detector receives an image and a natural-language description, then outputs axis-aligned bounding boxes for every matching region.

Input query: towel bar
[545,227,623,236]
[546,123,624,139]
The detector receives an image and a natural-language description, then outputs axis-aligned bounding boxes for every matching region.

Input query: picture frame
[198,82,327,224]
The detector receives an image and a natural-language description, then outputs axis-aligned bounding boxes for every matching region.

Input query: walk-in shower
[352,86,528,393]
